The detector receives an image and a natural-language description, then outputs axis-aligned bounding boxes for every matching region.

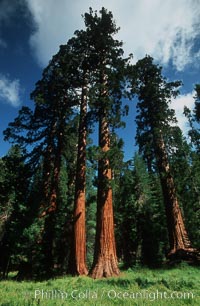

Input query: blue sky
[0,0,200,160]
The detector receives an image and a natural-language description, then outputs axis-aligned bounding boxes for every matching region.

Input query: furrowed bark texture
[90,111,120,278]
[72,83,88,275]
[155,132,193,256]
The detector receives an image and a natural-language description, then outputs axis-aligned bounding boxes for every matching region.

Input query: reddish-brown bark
[72,83,88,275]
[90,114,120,278]
[155,132,195,258]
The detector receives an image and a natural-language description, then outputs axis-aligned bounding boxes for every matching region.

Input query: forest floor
[0,263,199,305]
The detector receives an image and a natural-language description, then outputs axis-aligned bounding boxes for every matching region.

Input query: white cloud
[25,0,85,67]
[0,75,21,107]
[171,91,195,135]
[25,0,200,70]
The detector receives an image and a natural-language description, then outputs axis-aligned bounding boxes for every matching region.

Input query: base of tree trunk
[167,248,200,264]
[90,255,120,279]
[75,266,88,276]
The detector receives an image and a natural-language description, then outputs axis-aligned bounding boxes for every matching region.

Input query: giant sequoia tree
[83,8,131,278]
[65,32,92,276]
[4,46,79,276]
[133,56,196,259]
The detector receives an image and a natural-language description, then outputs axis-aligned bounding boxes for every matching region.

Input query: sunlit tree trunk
[90,72,120,278]
[72,81,88,275]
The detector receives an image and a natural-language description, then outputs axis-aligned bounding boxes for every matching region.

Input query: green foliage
[86,195,96,267]
[0,146,31,277]
[133,55,181,171]
[166,127,200,248]
[115,154,167,268]
[82,7,132,130]
[194,84,200,122]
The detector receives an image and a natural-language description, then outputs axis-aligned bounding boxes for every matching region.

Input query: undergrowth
[0,264,199,305]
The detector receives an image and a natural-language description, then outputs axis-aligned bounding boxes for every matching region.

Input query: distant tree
[115,159,139,267]
[133,56,196,260]
[85,159,97,267]
[133,155,167,266]
[0,146,30,278]
[115,154,166,268]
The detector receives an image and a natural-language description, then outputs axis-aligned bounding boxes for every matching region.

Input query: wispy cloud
[0,74,21,107]
[171,91,195,135]
[25,0,200,70]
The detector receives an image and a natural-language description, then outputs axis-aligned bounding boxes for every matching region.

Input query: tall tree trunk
[90,111,120,278]
[41,152,62,276]
[40,124,63,277]
[72,82,88,275]
[155,131,194,257]
[39,120,57,218]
